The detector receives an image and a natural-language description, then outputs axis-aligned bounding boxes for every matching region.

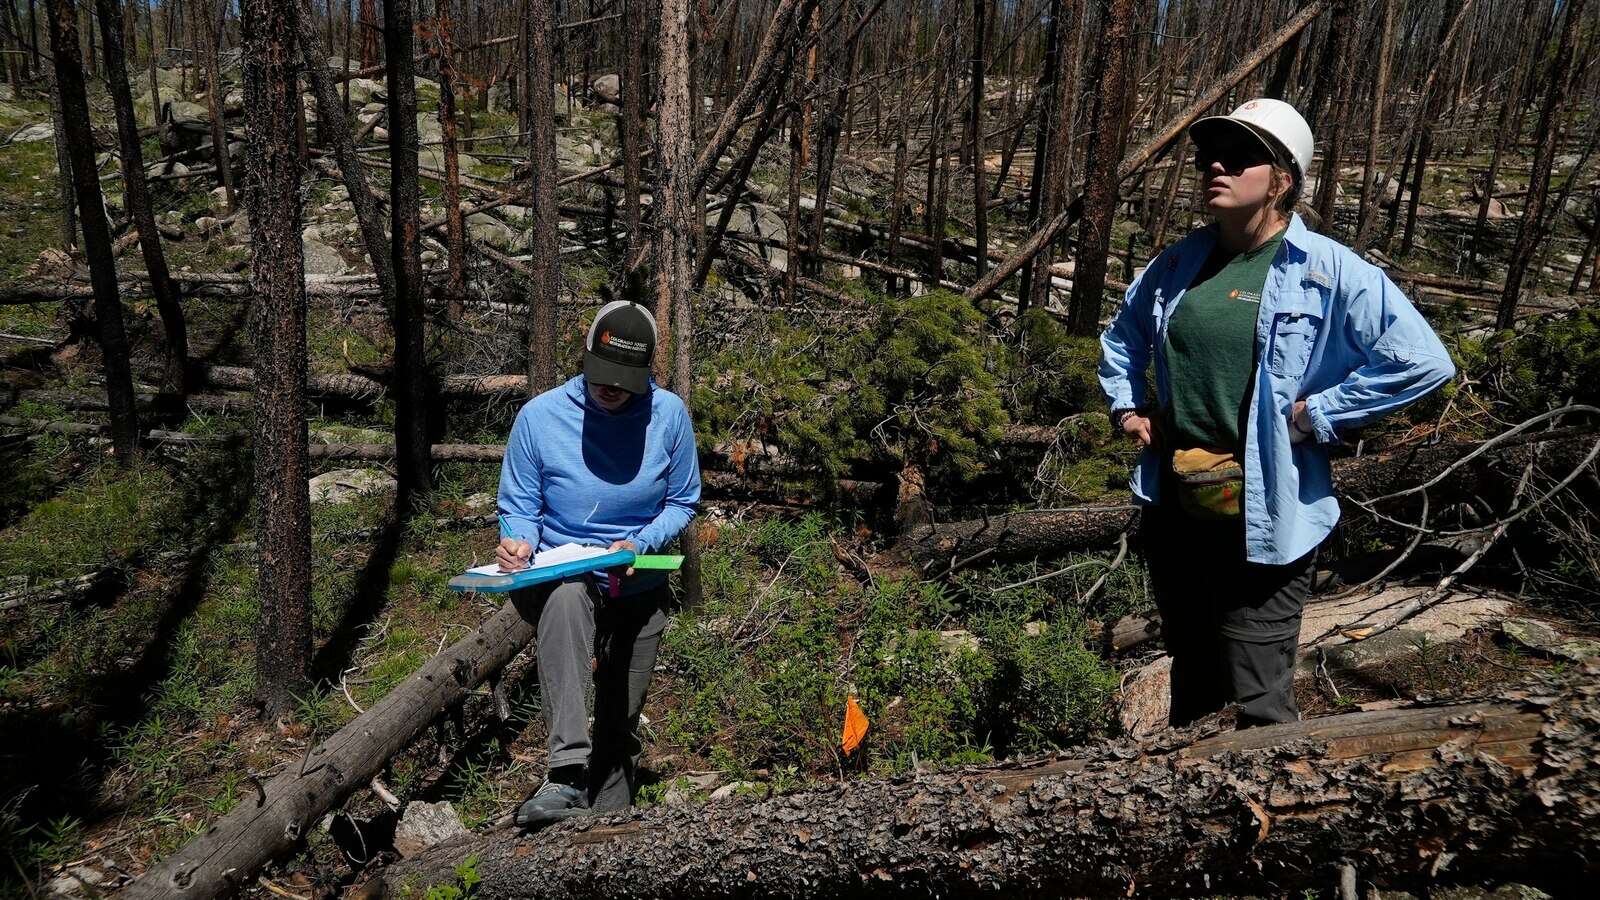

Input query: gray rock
[209,186,232,215]
[393,800,467,857]
[661,771,721,805]
[709,781,758,801]
[487,79,513,115]
[590,73,622,105]
[194,216,220,235]
[346,77,388,106]
[12,122,53,142]
[462,492,497,515]
[223,88,244,116]
[301,227,349,276]
[1501,617,1561,651]
[309,468,397,505]
[466,212,515,248]
[168,100,210,127]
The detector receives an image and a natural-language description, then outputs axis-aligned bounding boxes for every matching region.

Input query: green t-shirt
[1163,227,1286,451]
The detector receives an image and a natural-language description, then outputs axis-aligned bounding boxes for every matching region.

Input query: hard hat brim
[1188,116,1295,175]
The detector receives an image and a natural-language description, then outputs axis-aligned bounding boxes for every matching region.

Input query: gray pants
[1142,503,1315,728]
[533,577,668,811]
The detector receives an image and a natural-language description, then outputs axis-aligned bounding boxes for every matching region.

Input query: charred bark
[46,0,139,465]
[1496,0,1585,329]
[386,669,1600,898]
[96,0,188,395]
[1067,0,1134,336]
[385,0,433,504]
[968,0,1331,302]
[298,0,396,307]
[240,0,312,720]
[526,0,558,392]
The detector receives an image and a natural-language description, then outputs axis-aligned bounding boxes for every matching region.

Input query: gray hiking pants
[533,577,668,811]
[1142,502,1315,728]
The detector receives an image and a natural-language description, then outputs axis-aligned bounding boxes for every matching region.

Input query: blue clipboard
[448,549,636,593]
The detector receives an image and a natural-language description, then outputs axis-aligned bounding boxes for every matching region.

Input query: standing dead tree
[1497,0,1586,329]
[45,0,139,465]
[967,0,1332,303]
[95,0,189,395]
[297,0,397,308]
[1068,0,1135,336]
[526,0,558,392]
[386,668,1600,898]
[240,0,313,720]
[386,0,434,505]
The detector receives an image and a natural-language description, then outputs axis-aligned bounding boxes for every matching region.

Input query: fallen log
[383,668,1600,898]
[118,592,545,900]
[899,428,1600,565]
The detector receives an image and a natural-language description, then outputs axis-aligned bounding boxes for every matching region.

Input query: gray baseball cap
[583,300,657,394]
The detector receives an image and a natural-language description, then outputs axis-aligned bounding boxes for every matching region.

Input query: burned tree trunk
[1496,0,1585,330]
[240,0,312,720]
[46,0,139,465]
[526,0,558,392]
[387,669,1600,898]
[1067,0,1134,336]
[297,0,396,306]
[386,0,433,504]
[436,15,469,319]
[46,61,75,249]
[199,2,236,213]
[96,0,189,395]
[1354,0,1395,246]
[1025,0,1081,320]
[1470,0,1537,266]
[655,0,701,605]
[970,0,987,278]
[969,0,1333,303]
[621,0,646,304]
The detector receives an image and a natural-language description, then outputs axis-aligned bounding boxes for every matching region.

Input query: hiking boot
[514,779,589,828]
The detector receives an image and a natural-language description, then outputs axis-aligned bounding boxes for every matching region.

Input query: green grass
[658,515,1122,777]
[0,462,181,582]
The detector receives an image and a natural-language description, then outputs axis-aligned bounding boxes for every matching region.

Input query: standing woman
[1099,99,1455,727]
[497,300,702,825]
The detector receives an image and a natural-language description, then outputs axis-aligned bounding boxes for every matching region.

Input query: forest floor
[3,66,1599,900]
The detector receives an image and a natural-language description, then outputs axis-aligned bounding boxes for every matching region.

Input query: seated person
[495,300,701,826]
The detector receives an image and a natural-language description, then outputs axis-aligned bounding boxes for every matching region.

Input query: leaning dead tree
[385,667,1600,898]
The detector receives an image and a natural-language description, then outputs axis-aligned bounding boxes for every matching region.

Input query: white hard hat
[1189,98,1315,185]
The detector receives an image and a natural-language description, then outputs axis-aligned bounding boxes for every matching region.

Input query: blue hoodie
[496,375,702,595]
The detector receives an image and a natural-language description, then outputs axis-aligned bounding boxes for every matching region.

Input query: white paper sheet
[465,542,615,576]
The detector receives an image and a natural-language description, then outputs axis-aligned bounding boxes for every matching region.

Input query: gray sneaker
[514,779,589,828]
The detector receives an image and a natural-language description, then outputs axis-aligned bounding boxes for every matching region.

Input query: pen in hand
[496,515,533,572]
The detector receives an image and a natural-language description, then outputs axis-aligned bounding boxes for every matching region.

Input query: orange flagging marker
[840,696,869,755]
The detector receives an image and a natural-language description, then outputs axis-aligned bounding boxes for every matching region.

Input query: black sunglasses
[1194,142,1276,174]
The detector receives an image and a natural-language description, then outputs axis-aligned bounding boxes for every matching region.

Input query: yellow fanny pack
[1170,447,1244,519]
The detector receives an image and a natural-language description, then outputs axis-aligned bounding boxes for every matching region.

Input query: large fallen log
[383,668,1600,898]
[899,428,1600,565]
[119,592,545,900]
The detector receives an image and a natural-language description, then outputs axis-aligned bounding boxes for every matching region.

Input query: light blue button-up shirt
[1099,213,1456,564]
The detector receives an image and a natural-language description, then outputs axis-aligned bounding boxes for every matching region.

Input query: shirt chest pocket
[1266,290,1325,378]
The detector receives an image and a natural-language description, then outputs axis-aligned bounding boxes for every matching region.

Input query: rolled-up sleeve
[1303,266,1456,443]
[1099,270,1157,412]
